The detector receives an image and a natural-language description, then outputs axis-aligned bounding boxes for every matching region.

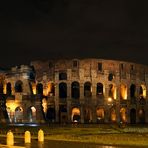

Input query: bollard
[38,129,44,142]
[25,131,31,144]
[6,130,14,146]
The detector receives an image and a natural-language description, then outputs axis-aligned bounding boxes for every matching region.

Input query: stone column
[67,99,71,123]
[92,106,96,123]
[80,101,84,123]
[35,99,45,123]
[22,102,28,123]
[55,81,59,123]
[92,83,96,101]
[80,83,84,100]
[55,100,59,123]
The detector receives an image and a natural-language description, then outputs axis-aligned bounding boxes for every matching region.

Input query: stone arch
[96,108,105,123]
[46,107,55,123]
[130,84,136,98]
[59,82,67,98]
[15,107,23,123]
[28,106,36,122]
[36,83,43,95]
[6,82,12,95]
[139,85,146,99]
[110,108,116,122]
[130,108,136,124]
[84,82,92,97]
[15,80,23,92]
[71,107,80,122]
[108,84,116,99]
[138,109,145,124]
[71,81,80,99]
[120,84,127,100]
[120,108,127,123]
[84,108,92,123]
[96,83,103,96]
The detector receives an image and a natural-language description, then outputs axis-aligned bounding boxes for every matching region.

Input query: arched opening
[71,107,80,122]
[59,105,67,123]
[139,85,146,99]
[59,72,67,80]
[6,82,12,95]
[71,81,80,99]
[84,108,92,123]
[108,73,115,81]
[59,82,67,98]
[84,82,92,97]
[138,109,145,124]
[120,84,127,100]
[28,106,36,122]
[96,83,103,96]
[96,108,104,123]
[130,108,136,124]
[110,108,116,122]
[15,107,23,123]
[15,80,23,92]
[130,84,136,103]
[36,83,43,95]
[46,107,55,123]
[0,83,3,94]
[120,108,127,123]
[108,84,116,99]
[130,84,136,98]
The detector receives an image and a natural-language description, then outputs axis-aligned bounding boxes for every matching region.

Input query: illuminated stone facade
[0,59,148,124]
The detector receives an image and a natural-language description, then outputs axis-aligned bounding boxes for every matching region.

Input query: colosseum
[0,58,147,125]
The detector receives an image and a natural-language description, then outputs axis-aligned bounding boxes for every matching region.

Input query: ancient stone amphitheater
[0,58,147,124]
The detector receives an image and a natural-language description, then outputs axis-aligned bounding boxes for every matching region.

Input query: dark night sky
[0,0,147,68]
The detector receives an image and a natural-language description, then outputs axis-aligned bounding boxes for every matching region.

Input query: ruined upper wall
[30,58,148,74]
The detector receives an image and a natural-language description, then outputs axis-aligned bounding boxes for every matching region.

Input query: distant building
[0,59,148,124]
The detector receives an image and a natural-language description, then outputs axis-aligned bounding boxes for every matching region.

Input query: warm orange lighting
[71,108,80,121]
[32,83,36,94]
[96,108,104,120]
[42,98,47,113]
[108,97,112,102]
[43,83,52,96]
[120,108,127,122]
[120,84,127,100]
[109,84,116,100]
[111,109,116,122]
[3,83,6,94]
[140,85,146,99]
[6,100,18,112]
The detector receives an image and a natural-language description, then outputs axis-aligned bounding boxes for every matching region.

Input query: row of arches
[6,104,146,124]
[58,82,146,100]
[45,107,146,124]
[7,106,37,123]
[1,81,147,101]
[0,80,23,95]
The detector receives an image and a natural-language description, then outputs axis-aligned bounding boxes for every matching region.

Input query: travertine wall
[0,58,147,124]
[30,59,148,124]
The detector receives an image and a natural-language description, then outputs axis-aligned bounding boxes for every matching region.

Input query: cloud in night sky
[0,0,147,67]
